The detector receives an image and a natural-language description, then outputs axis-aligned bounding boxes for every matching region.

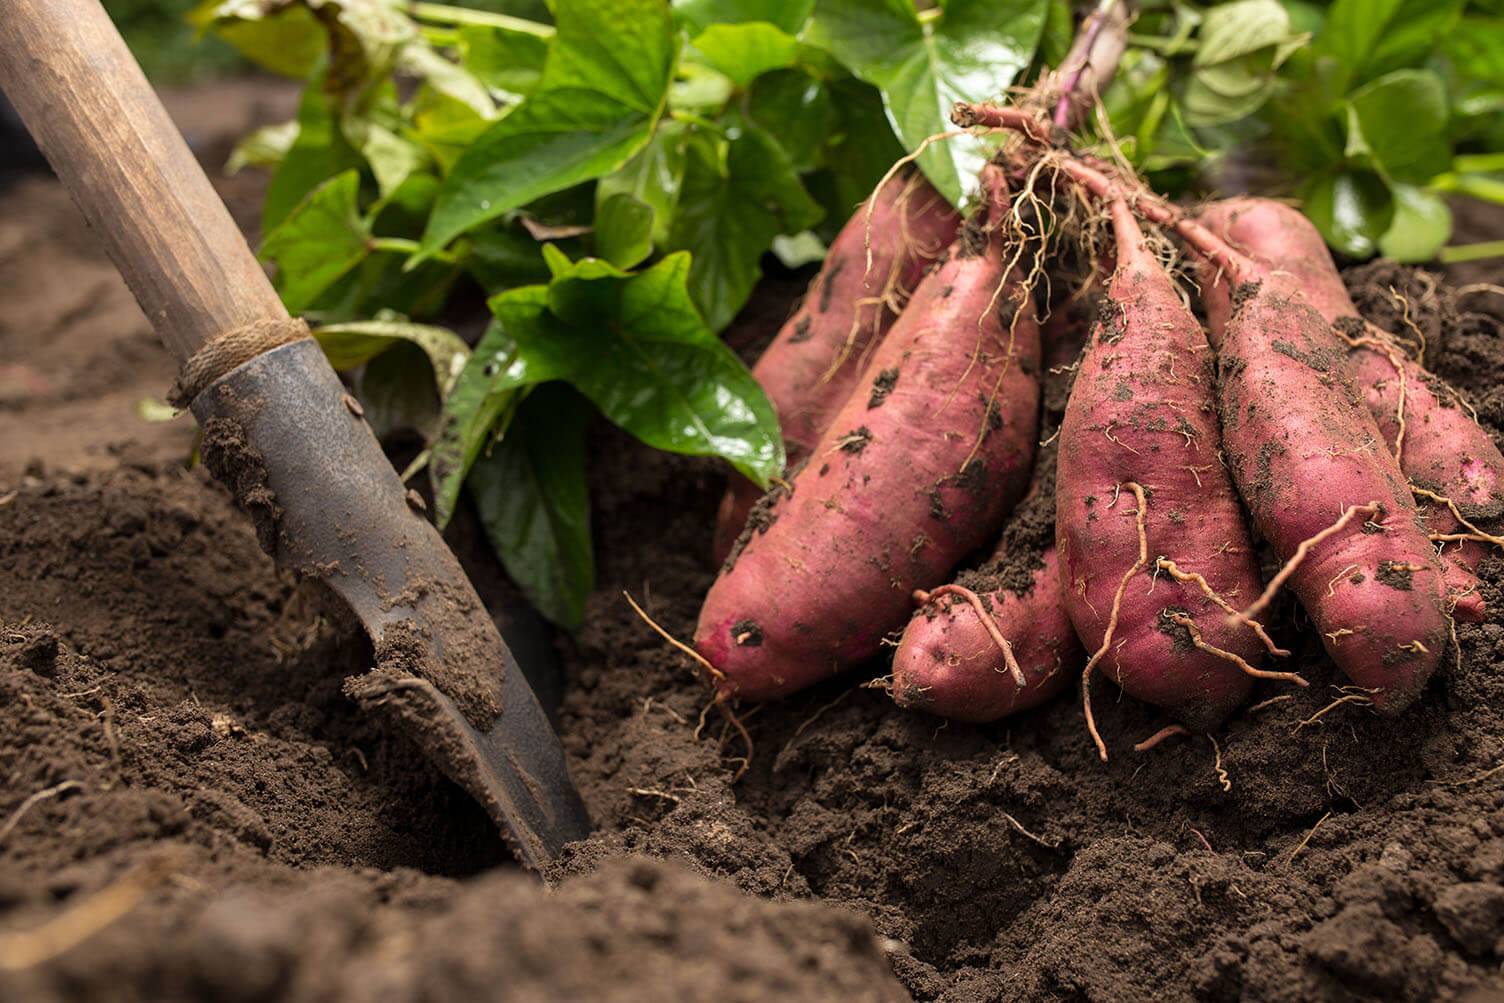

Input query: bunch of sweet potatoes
[681,96,1503,758]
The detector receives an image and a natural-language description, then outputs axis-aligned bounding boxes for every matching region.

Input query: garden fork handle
[0,0,289,363]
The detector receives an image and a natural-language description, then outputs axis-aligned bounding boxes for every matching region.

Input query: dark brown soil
[4,78,1504,1002]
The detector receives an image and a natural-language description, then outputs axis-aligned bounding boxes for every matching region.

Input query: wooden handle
[0,0,289,363]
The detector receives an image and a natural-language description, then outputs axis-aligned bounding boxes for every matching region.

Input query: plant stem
[370,236,459,264]
[1439,240,1504,264]
[418,25,460,46]
[1453,153,1504,173]
[669,109,727,133]
[1054,0,1123,129]
[408,2,554,38]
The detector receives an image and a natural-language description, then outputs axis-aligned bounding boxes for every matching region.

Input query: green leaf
[1303,170,1393,258]
[805,0,1049,203]
[340,81,429,197]
[400,42,498,119]
[367,172,441,230]
[669,60,737,111]
[672,0,815,34]
[771,230,828,267]
[1444,17,1504,80]
[313,246,461,321]
[1036,0,1075,72]
[203,0,419,95]
[815,76,908,220]
[1181,0,1299,126]
[1377,182,1452,261]
[1182,62,1279,126]
[410,90,496,174]
[264,79,365,233]
[466,227,557,289]
[596,121,691,249]
[541,243,577,278]
[1315,0,1464,92]
[689,22,801,86]
[1345,69,1450,183]
[1281,0,1327,38]
[743,68,834,171]
[468,383,594,627]
[134,397,183,423]
[313,317,470,392]
[458,23,550,96]
[420,0,677,256]
[1193,0,1292,66]
[667,125,823,331]
[594,192,655,268]
[191,0,324,78]
[430,319,554,528]
[488,251,784,484]
[226,120,299,175]
[317,0,419,94]
[260,170,372,313]
[352,340,442,439]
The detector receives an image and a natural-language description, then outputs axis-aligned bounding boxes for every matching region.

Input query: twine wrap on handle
[167,317,312,408]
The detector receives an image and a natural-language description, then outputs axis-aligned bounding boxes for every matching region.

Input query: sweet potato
[1056,200,1276,736]
[712,172,961,561]
[891,298,1088,724]
[892,546,1076,723]
[1198,198,1503,621]
[1042,155,1451,712]
[1134,213,1451,711]
[694,174,1040,702]
[1216,291,1449,708]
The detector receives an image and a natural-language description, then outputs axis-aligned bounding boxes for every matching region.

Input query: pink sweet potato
[694,175,1040,702]
[712,171,961,561]
[1056,200,1274,734]
[1050,155,1451,712]
[892,546,1077,722]
[1198,198,1504,621]
[891,298,1088,724]
[1214,287,1450,709]
[1142,217,1452,711]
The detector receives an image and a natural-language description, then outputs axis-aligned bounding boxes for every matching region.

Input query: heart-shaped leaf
[805,0,1048,204]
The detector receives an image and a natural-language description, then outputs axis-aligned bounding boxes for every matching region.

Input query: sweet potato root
[1198,198,1503,621]
[695,175,1040,702]
[1057,200,1276,736]
[892,546,1076,723]
[712,172,961,561]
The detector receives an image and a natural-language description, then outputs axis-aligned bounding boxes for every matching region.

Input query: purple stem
[1053,0,1117,129]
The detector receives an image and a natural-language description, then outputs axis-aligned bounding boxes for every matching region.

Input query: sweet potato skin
[1199,198,1500,622]
[712,173,961,561]
[1056,203,1267,729]
[695,218,1040,702]
[892,548,1077,722]
[1216,283,1450,710]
